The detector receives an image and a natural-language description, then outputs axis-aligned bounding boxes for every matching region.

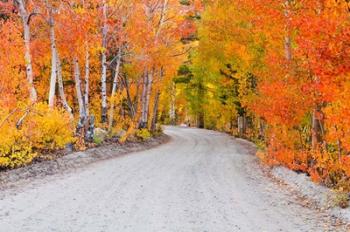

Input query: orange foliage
[0,0,194,168]
[181,0,350,189]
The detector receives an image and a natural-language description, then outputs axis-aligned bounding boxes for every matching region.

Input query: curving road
[0,126,346,231]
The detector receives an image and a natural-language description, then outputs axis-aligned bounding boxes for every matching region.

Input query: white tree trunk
[151,68,164,131]
[48,12,57,108]
[108,47,122,132]
[169,81,176,125]
[139,70,154,128]
[84,44,90,117]
[73,57,85,121]
[100,0,108,123]
[16,0,38,102]
[145,70,153,119]
[57,54,73,116]
[151,90,160,132]
[139,72,148,128]
[155,0,168,38]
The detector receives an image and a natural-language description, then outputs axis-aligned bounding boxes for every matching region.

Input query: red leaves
[233,0,350,185]
[0,2,14,16]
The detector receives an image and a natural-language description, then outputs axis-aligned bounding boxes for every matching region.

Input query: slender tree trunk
[100,0,108,123]
[311,0,326,151]
[73,57,86,147]
[169,81,176,125]
[108,47,122,132]
[238,115,247,137]
[139,71,148,128]
[84,43,90,117]
[259,118,266,140]
[145,70,153,127]
[337,138,342,162]
[57,54,73,116]
[151,68,165,131]
[16,0,37,102]
[48,11,57,108]
[43,0,71,115]
[151,90,160,132]
[139,69,154,129]
[134,78,141,118]
[73,57,86,122]
[311,106,323,150]
[155,0,168,38]
[122,75,136,119]
[83,44,93,140]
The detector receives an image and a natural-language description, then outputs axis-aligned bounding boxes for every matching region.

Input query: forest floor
[0,126,349,231]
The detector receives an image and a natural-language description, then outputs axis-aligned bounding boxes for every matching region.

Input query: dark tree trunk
[151,91,160,132]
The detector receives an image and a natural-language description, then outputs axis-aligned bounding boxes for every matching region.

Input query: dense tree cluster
[177,0,350,189]
[0,0,196,168]
[3,0,350,190]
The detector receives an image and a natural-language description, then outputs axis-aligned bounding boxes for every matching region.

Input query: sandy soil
[0,126,348,231]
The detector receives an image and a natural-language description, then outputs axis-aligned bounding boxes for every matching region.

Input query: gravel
[271,166,350,224]
[0,126,348,231]
[0,134,169,191]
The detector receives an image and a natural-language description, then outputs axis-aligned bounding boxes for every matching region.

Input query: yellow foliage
[135,129,151,141]
[0,103,75,169]
[119,122,136,143]
[30,103,75,150]
[0,125,36,169]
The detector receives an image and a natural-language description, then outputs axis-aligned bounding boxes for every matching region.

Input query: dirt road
[0,126,347,231]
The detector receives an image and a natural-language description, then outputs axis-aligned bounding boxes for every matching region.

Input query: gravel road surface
[0,126,347,231]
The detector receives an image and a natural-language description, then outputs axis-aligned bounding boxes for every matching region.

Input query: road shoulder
[0,134,170,191]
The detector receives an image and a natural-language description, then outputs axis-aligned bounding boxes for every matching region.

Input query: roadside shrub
[0,125,36,169]
[30,103,75,151]
[93,136,103,145]
[93,128,108,145]
[0,103,74,169]
[119,123,136,143]
[135,129,151,141]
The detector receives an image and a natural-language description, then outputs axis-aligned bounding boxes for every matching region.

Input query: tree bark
[73,57,86,122]
[155,0,168,39]
[311,106,323,150]
[57,54,73,116]
[100,0,108,123]
[151,90,160,132]
[139,69,154,129]
[145,70,153,126]
[16,0,38,102]
[48,10,57,108]
[259,118,266,140]
[311,0,326,151]
[122,75,136,119]
[108,47,122,132]
[151,68,164,132]
[169,81,176,125]
[238,116,247,137]
[84,43,90,117]
[139,71,149,128]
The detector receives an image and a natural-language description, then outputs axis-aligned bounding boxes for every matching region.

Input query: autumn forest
[1,0,350,191]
